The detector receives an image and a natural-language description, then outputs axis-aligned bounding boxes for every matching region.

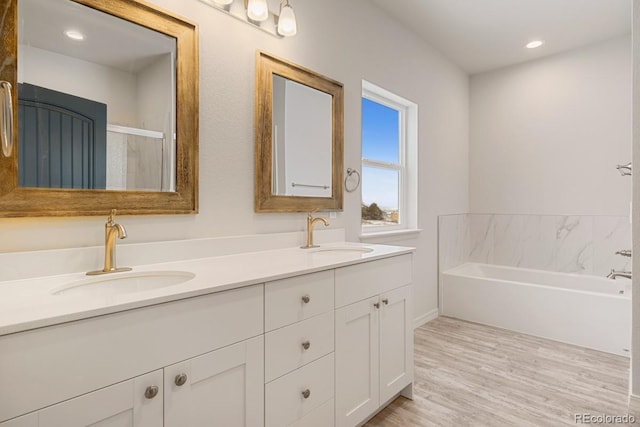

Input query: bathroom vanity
[0,242,413,427]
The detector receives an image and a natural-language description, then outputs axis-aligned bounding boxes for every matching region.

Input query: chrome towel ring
[345,168,361,192]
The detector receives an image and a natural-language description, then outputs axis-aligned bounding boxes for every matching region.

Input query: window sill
[359,228,422,242]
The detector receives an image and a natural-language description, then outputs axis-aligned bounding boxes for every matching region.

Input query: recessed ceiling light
[526,40,544,49]
[64,30,85,41]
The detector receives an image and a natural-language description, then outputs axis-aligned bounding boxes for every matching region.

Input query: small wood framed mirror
[254,51,343,212]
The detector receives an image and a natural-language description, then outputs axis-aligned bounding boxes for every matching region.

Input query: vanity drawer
[265,311,334,382]
[265,353,334,427]
[335,254,412,308]
[290,398,334,427]
[265,270,334,331]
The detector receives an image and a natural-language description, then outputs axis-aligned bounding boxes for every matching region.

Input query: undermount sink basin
[51,271,196,297]
[308,246,374,255]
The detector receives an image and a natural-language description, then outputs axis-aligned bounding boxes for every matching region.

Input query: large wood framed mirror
[0,0,198,217]
[255,51,343,212]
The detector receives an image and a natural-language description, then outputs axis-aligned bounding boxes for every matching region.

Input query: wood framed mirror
[0,0,198,217]
[255,51,343,212]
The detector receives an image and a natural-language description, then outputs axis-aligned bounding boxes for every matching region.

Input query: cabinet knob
[373,302,380,309]
[382,298,389,305]
[302,340,311,350]
[301,294,311,304]
[174,373,188,387]
[144,385,159,399]
[301,389,311,399]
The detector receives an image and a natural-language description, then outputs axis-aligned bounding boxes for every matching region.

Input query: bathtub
[441,263,631,356]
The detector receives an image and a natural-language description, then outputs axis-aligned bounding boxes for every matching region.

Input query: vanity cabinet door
[335,285,414,427]
[335,297,380,427]
[379,285,413,404]
[164,336,264,427]
[37,370,163,427]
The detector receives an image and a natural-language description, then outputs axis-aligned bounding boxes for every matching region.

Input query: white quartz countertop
[0,242,413,336]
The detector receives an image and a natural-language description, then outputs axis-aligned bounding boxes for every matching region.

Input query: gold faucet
[87,209,132,275]
[301,211,330,249]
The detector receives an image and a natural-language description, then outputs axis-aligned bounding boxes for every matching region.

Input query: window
[361,81,417,233]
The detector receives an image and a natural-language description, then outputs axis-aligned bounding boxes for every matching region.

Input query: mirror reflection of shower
[616,162,632,176]
[106,124,174,192]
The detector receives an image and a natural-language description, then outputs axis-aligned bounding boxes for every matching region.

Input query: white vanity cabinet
[0,284,264,426]
[334,255,413,427]
[1,336,265,427]
[0,246,414,427]
[264,270,336,427]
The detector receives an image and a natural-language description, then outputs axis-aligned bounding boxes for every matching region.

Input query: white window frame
[361,80,418,235]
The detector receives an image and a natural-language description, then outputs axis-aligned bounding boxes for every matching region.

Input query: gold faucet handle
[107,209,117,225]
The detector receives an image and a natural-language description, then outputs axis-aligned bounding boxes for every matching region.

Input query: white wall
[272,75,286,194]
[137,54,174,136]
[2,0,470,324]
[631,0,640,398]
[284,79,332,197]
[136,54,175,191]
[470,36,632,216]
[18,45,138,125]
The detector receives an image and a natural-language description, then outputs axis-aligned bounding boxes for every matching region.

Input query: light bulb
[526,40,544,49]
[212,0,233,4]
[64,30,84,41]
[247,0,269,21]
[277,3,297,36]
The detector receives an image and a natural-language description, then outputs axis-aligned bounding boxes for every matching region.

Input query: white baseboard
[414,308,438,329]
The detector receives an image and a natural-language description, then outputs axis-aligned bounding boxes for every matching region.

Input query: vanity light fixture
[64,30,85,41]
[526,40,544,49]
[199,0,297,38]
[277,0,297,36]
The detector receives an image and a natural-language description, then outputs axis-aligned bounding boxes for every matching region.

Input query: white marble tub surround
[437,214,469,273]
[442,263,631,356]
[438,214,631,277]
[0,238,413,336]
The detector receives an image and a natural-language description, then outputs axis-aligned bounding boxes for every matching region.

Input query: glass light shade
[277,4,297,36]
[247,0,269,21]
[212,0,233,5]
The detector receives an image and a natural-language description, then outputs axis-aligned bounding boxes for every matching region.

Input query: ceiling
[19,0,175,73]
[370,0,632,75]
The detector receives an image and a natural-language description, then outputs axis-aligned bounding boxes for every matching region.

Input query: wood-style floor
[366,316,632,426]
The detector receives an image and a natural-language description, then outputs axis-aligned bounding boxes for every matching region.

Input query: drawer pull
[144,385,159,399]
[302,340,311,350]
[374,302,380,309]
[301,389,311,399]
[382,298,389,305]
[301,294,311,304]
[175,373,188,387]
